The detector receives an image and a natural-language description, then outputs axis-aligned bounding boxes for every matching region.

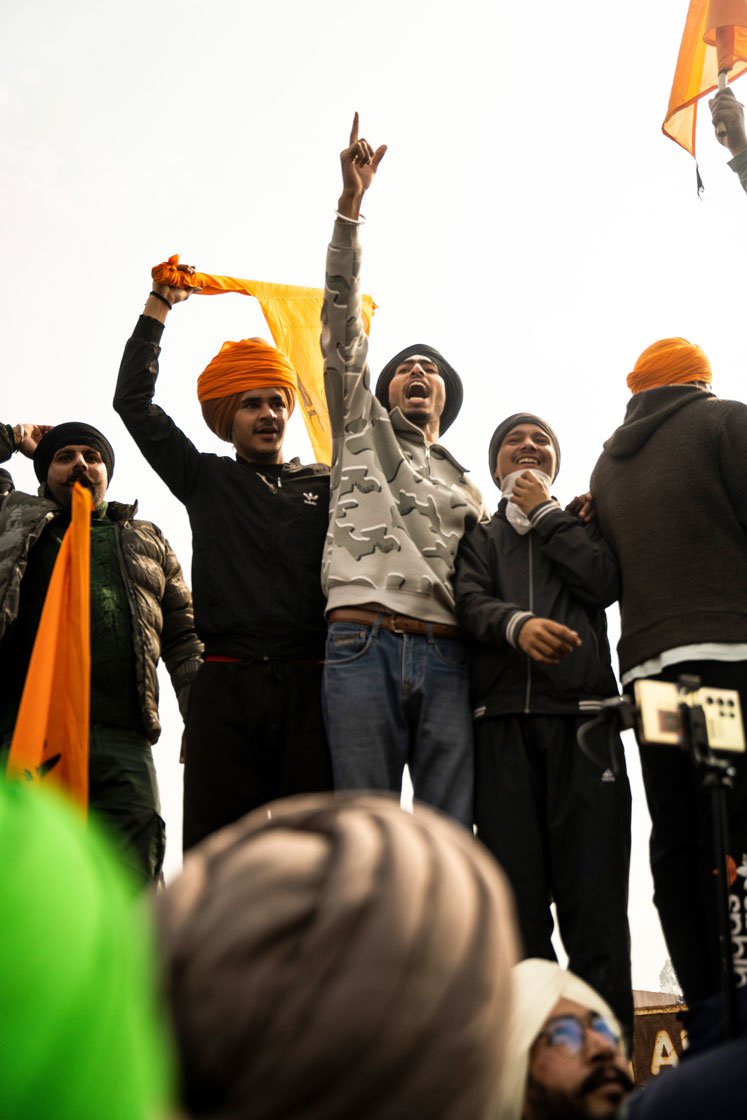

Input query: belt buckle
[390,614,406,635]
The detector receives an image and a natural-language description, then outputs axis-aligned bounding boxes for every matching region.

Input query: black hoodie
[591,385,747,674]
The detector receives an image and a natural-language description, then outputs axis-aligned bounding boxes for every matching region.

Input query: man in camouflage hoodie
[0,420,202,885]
[321,118,484,825]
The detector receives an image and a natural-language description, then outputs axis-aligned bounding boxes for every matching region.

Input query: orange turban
[627,337,712,395]
[197,337,297,441]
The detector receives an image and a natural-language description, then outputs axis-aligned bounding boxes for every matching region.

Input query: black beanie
[488,413,560,488]
[34,423,115,485]
[375,344,463,435]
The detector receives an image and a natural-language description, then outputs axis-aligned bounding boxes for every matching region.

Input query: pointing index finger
[349,112,359,147]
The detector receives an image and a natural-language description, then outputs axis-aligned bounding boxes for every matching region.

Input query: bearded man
[0,420,201,884]
[114,281,332,851]
[499,959,633,1120]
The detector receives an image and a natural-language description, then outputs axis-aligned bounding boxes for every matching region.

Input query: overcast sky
[3,0,746,990]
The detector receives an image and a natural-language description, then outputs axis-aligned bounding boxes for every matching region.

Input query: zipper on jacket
[113,522,149,730]
[524,535,533,714]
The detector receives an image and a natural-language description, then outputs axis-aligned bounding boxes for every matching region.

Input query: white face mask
[500,469,553,535]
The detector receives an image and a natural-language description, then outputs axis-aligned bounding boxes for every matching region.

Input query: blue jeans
[323,618,474,826]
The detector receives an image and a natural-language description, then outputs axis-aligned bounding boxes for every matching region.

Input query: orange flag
[664,0,747,157]
[7,483,92,812]
[152,256,378,465]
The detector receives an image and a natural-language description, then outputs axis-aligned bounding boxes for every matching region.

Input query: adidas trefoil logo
[303,491,319,506]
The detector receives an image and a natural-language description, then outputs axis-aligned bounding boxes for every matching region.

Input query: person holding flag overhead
[114,278,333,851]
[710,86,747,187]
[0,421,201,885]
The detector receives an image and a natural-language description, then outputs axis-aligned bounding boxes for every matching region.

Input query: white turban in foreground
[497,959,620,1120]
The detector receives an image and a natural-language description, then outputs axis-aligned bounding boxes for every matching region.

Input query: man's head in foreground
[34,422,115,508]
[0,781,170,1120]
[157,792,518,1120]
[197,337,298,464]
[376,343,463,440]
[499,959,633,1120]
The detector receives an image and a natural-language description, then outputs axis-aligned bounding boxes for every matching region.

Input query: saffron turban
[375,343,464,434]
[34,422,115,484]
[627,337,712,395]
[197,338,298,442]
[497,960,620,1120]
[0,781,171,1120]
[157,792,518,1120]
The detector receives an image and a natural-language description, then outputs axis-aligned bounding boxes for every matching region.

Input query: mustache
[580,1064,634,1098]
[67,468,96,492]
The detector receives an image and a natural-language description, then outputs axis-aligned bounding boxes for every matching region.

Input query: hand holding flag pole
[664,0,747,162]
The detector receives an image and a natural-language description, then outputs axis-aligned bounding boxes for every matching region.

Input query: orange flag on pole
[664,0,747,157]
[7,483,92,812]
[151,256,378,465]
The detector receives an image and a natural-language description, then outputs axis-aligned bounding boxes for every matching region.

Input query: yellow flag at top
[664,0,747,157]
[7,483,92,812]
[151,256,378,465]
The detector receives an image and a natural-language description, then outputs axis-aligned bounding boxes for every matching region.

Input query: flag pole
[715,24,734,139]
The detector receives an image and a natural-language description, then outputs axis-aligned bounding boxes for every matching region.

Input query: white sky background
[3,0,746,991]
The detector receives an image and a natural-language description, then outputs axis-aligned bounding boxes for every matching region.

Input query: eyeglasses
[536,1013,621,1055]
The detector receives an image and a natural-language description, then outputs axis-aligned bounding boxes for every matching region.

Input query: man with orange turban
[591,338,747,1018]
[114,280,332,852]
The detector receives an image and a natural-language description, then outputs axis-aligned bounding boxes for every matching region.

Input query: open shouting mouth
[404,380,429,400]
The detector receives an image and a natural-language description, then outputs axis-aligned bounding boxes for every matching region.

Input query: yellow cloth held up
[664,0,747,157]
[7,483,92,812]
[151,255,378,464]
[627,337,712,393]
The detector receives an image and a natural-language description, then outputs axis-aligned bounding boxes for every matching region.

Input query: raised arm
[709,87,747,195]
[321,116,387,442]
[1,423,52,463]
[113,270,204,503]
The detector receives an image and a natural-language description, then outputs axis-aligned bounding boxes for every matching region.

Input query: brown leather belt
[327,607,463,640]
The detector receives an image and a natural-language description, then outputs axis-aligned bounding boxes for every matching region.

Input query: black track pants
[631,660,747,1008]
[474,713,633,1039]
[183,660,333,852]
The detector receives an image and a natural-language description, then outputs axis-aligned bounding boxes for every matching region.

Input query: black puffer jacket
[0,491,202,743]
[454,499,619,716]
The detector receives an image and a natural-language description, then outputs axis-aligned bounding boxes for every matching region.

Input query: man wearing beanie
[320,117,484,825]
[114,276,332,851]
[454,413,633,1039]
[591,338,747,1014]
[0,419,202,885]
